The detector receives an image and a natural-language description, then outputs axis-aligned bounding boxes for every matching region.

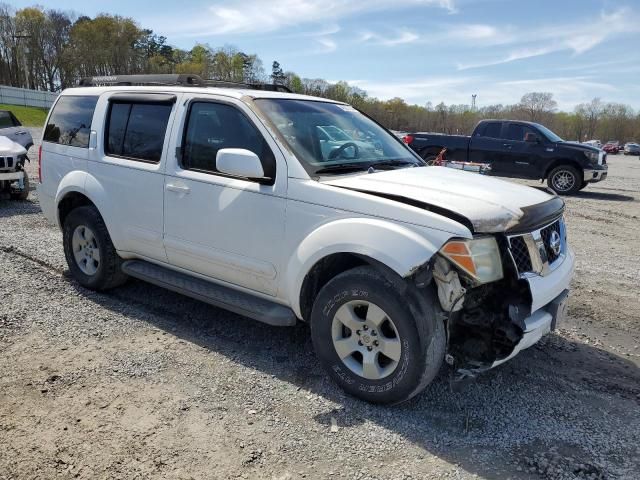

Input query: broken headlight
[439,236,503,284]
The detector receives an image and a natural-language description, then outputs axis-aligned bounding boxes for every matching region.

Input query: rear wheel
[310,266,445,404]
[547,165,581,195]
[63,206,128,290]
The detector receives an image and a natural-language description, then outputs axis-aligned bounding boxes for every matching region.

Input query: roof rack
[78,74,292,93]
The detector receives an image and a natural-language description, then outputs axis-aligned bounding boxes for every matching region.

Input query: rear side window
[105,102,172,163]
[44,96,98,148]
[480,122,502,139]
[181,102,275,179]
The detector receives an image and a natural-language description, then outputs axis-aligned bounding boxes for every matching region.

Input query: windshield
[254,99,422,175]
[535,123,564,143]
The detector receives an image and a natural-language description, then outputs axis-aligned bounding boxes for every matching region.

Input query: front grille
[0,156,14,169]
[540,219,562,264]
[508,236,532,273]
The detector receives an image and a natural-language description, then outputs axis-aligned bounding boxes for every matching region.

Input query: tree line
[1,4,638,142]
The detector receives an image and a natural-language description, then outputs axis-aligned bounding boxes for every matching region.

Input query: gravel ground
[1,128,639,479]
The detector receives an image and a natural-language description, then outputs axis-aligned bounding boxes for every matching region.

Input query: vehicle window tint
[182,102,275,178]
[106,102,172,163]
[505,124,536,141]
[43,96,98,148]
[481,122,502,139]
[0,111,17,128]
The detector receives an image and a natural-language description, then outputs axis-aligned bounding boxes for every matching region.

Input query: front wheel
[310,266,445,404]
[10,170,29,200]
[547,165,582,195]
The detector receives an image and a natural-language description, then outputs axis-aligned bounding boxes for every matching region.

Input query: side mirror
[216,148,268,182]
[524,132,539,143]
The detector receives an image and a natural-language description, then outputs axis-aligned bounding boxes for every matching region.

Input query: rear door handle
[502,143,512,149]
[166,183,190,194]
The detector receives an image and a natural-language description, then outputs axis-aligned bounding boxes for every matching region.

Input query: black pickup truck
[404,119,608,195]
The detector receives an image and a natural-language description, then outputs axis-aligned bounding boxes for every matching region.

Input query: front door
[163,96,287,297]
[496,123,543,178]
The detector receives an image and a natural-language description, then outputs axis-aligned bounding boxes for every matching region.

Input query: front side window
[43,96,98,148]
[505,124,536,142]
[181,101,275,178]
[106,102,172,163]
[254,99,421,175]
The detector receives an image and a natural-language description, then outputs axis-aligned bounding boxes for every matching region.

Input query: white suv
[38,75,574,404]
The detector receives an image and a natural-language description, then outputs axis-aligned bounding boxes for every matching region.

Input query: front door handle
[166,183,190,194]
[502,143,512,149]
[15,131,28,135]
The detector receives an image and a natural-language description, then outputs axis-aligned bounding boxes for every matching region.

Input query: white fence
[0,85,58,109]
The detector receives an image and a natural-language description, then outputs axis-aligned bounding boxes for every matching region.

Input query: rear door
[468,121,505,165]
[87,92,180,261]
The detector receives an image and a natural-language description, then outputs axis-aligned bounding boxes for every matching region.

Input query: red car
[603,142,620,154]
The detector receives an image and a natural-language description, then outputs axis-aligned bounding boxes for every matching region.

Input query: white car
[0,135,30,200]
[583,139,602,149]
[38,75,574,404]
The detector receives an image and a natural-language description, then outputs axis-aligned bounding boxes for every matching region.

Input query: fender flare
[54,172,120,246]
[285,218,446,318]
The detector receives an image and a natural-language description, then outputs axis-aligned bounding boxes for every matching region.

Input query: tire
[547,165,582,195]
[578,181,588,191]
[63,206,128,291]
[310,265,445,405]
[10,170,29,201]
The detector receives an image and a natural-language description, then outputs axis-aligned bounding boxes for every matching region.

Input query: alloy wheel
[331,300,402,380]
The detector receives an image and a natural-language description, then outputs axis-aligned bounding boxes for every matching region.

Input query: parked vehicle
[38,74,575,405]
[0,136,30,200]
[0,109,34,150]
[623,143,640,155]
[583,140,602,149]
[0,110,32,200]
[602,142,620,154]
[404,120,608,195]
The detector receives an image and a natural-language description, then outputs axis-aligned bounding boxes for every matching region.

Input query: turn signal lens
[440,237,503,284]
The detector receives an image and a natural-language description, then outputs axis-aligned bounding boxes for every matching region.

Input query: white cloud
[455,7,640,70]
[359,29,420,46]
[315,38,337,53]
[348,75,619,111]
[160,0,456,37]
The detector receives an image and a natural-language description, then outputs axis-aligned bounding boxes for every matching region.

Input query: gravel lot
[1,128,639,479]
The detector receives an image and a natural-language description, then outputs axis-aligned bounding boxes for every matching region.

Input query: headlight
[439,237,503,284]
[585,151,599,164]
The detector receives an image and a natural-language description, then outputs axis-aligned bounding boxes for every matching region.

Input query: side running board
[121,260,297,327]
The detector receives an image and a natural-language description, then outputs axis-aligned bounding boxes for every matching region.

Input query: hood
[322,166,558,233]
[559,141,600,153]
[0,136,27,156]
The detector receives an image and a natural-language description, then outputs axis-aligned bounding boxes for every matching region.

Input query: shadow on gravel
[74,278,640,479]
[0,199,41,218]
[531,186,635,202]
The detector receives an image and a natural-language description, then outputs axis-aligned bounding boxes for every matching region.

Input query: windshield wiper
[314,163,371,175]
[369,160,419,170]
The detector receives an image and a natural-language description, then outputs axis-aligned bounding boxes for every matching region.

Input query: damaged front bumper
[437,227,575,373]
[491,288,569,368]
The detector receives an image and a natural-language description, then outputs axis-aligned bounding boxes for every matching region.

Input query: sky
[9,0,640,110]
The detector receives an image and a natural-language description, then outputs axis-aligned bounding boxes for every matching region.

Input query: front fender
[286,218,445,317]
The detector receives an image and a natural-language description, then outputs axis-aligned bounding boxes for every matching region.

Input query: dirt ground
[1,130,638,479]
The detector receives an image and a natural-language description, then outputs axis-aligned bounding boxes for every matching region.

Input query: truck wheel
[547,165,581,195]
[310,266,445,404]
[63,206,128,291]
[10,170,29,201]
[578,181,589,191]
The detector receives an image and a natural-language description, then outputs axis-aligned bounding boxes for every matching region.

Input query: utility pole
[13,33,31,89]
